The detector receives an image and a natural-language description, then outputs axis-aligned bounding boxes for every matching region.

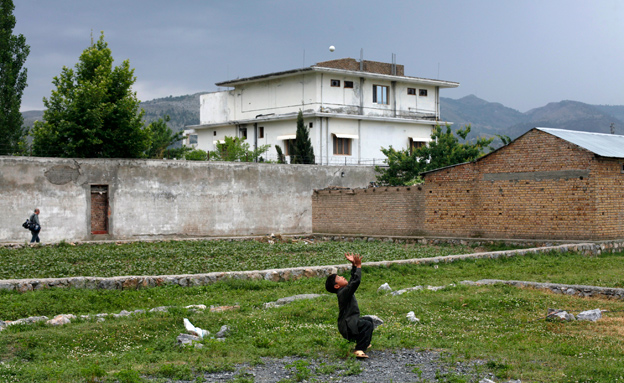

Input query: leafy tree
[31,32,149,158]
[0,0,30,155]
[145,115,184,158]
[275,145,286,164]
[290,110,315,164]
[376,124,494,186]
[209,136,270,162]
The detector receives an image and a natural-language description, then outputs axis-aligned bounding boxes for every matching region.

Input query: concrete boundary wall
[0,157,377,242]
[466,279,624,300]
[2,239,622,293]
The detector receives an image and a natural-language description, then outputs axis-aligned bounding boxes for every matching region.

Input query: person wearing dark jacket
[29,208,41,244]
[325,252,374,358]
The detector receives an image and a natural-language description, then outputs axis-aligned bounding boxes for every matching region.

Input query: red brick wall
[312,186,425,236]
[424,129,624,240]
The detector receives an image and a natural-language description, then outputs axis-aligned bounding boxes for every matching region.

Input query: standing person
[29,208,41,244]
[325,252,374,359]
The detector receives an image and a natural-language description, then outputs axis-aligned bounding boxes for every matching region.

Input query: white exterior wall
[191,66,456,165]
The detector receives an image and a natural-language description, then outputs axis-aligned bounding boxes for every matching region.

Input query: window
[344,81,354,88]
[419,89,428,97]
[309,122,313,128]
[409,138,426,155]
[283,139,296,156]
[407,88,416,95]
[333,135,351,155]
[213,131,217,136]
[240,127,247,139]
[331,79,340,87]
[373,85,389,104]
[258,126,264,139]
[188,134,198,145]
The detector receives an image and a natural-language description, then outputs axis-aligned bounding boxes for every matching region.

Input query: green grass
[1,242,624,382]
[0,239,491,279]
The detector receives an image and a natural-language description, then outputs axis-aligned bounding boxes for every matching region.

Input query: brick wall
[424,129,624,240]
[315,58,405,76]
[312,186,425,236]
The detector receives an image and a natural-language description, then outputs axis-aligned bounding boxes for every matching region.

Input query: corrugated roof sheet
[537,127,624,158]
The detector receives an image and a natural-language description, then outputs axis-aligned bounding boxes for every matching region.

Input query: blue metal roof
[537,127,624,158]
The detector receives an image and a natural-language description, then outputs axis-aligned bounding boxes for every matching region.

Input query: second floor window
[333,135,351,155]
[373,85,389,105]
[331,79,340,87]
[258,126,264,138]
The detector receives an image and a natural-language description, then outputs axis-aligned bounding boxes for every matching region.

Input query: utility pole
[610,123,615,135]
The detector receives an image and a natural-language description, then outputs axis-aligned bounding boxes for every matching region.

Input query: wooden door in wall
[91,185,109,234]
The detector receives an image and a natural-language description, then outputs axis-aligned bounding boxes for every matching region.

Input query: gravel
[168,348,499,382]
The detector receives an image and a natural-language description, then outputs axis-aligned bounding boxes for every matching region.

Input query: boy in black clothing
[325,252,374,358]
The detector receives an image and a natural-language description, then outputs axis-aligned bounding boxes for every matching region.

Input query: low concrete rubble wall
[1,239,622,293]
[466,279,624,300]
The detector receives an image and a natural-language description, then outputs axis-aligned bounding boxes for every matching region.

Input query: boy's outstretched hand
[345,252,362,267]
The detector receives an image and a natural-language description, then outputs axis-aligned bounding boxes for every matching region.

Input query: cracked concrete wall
[0,157,376,243]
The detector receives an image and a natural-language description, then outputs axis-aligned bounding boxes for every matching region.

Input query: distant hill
[22,93,624,146]
[440,95,624,144]
[21,92,204,133]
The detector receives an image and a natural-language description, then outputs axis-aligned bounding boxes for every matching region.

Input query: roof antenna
[392,53,396,75]
[610,123,615,135]
[303,49,305,67]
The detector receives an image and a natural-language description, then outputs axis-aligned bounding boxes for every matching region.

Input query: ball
[329,45,335,52]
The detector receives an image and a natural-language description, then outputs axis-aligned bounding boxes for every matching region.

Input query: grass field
[1,240,624,382]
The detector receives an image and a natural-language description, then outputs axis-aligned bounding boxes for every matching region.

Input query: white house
[185,58,459,165]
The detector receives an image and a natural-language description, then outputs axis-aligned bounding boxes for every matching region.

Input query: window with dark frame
[240,127,247,139]
[189,135,198,145]
[283,139,296,156]
[344,81,354,88]
[409,138,426,155]
[309,122,313,128]
[331,79,341,87]
[407,88,416,95]
[333,135,351,155]
[419,89,428,96]
[373,85,389,104]
[258,126,264,138]
[213,131,217,136]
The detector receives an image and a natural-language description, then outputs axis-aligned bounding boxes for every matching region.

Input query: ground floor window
[283,139,296,156]
[333,135,351,155]
[409,138,426,155]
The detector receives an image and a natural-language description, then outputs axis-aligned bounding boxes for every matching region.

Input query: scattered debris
[177,333,203,348]
[46,314,76,326]
[406,311,420,323]
[215,325,231,338]
[362,315,384,328]
[183,318,209,339]
[378,283,392,292]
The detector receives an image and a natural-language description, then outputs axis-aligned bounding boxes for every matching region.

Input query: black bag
[31,223,40,231]
[22,219,30,230]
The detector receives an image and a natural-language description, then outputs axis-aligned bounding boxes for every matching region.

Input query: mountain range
[22,93,624,146]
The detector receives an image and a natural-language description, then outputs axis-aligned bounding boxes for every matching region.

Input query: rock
[406,311,420,323]
[149,306,171,313]
[427,285,445,291]
[210,305,240,312]
[10,316,48,325]
[264,294,322,308]
[391,286,423,296]
[185,304,207,310]
[362,315,384,328]
[215,325,231,338]
[113,310,132,318]
[46,314,75,326]
[547,309,575,321]
[577,309,602,321]
[377,283,392,292]
[177,333,203,348]
[479,379,496,383]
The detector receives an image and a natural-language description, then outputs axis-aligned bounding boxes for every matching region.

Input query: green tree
[0,0,30,155]
[31,32,149,158]
[290,110,315,164]
[376,124,494,186]
[145,115,184,158]
[209,136,270,162]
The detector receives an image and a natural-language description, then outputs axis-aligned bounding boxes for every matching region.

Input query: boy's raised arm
[345,252,362,268]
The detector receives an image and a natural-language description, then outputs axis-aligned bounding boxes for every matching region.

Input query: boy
[325,252,374,359]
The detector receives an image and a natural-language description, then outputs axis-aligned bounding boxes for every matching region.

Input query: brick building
[423,128,624,240]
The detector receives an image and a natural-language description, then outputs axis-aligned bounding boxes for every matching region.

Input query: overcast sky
[13,0,624,113]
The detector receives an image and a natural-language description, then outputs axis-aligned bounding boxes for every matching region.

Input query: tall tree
[290,110,315,164]
[0,0,30,155]
[32,32,149,158]
[145,115,184,159]
[376,125,493,186]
